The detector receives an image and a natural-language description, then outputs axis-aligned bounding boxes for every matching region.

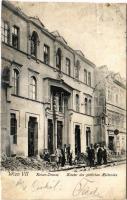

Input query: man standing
[102,146,107,164]
[90,144,95,167]
[61,148,65,167]
[55,146,61,168]
[97,144,103,165]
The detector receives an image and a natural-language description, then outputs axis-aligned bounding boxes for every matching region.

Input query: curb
[51,159,126,172]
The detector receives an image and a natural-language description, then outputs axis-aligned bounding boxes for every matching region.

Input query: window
[88,99,92,115]
[85,98,88,114]
[56,48,62,70]
[75,66,79,79]
[44,44,50,64]
[84,69,87,84]
[1,21,9,44]
[75,61,80,79]
[76,94,79,112]
[10,113,17,144]
[12,69,19,95]
[52,92,64,113]
[59,93,64,113]
[12,26,19,49]
[30,76,37,100]
[66,58,71,75]
[31,31,39,57]
[88,72,91,86]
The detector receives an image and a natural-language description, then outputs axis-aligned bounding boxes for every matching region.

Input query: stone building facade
[94,66,126,154]
[1,1,96,157]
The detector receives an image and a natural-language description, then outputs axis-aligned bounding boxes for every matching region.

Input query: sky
[12,1,126,78]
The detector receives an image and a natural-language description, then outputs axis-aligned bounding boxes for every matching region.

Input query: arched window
[66,58,71,75]
[31,31,39,57]
[30,76,37,100]
[84,69,87,84]
[56,48,62,70]
[12,69,19,95]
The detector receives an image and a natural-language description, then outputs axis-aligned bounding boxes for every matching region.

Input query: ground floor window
[108,136,114,151]
[10,113,17,144]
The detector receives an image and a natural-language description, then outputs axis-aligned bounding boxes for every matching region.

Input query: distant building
[94,66,126,154]
[1,1,95,157]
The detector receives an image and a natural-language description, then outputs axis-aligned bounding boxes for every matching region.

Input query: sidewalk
[52,158,126,172]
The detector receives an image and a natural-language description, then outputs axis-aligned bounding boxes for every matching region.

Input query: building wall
[1,1,95,157]
[94,66,126,154]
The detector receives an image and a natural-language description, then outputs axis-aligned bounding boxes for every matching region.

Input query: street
[1,163,126,200]
[55,163,126,200]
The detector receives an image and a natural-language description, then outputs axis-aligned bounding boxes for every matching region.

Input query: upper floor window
[52,92,64,113]
[59,93,64,113]
[66,58,71,76]
[31,31,39,57]
[56,48,62,70]
[85,98,88,114]
[88,99,92,115]
[1,21,9,44]
[75,60,80,80]
[12,26,19,49]
[88,72,91,86]
[30,76,37,100]
[44,44,50,65]
[10,113,17,144]
[12,69,19,95]
[76,94,79,112]
[84,69,87,84]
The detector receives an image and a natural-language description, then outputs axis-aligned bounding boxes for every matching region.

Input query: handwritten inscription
[31,180,61,192]
[72,177,102,198]
[11,171,118,199]
[15,178,61,192]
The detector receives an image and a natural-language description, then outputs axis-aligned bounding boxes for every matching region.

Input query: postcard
[1,1,126,200]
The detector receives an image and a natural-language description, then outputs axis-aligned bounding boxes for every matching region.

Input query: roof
[29,17,45,28]
[75,50,85,57]
[2,1,96,68]
[51,31,67,45]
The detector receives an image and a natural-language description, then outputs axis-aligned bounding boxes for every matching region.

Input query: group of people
[86,144,107,167]
[55,144,73,167]
[43,143,107,168]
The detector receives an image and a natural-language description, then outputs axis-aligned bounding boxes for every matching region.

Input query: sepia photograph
[1,1,126,200]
